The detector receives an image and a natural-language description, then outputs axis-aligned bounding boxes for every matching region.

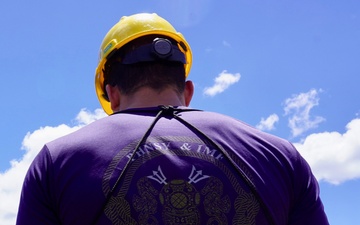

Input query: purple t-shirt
[17,107,329,225]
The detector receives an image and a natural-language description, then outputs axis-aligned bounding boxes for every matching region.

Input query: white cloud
[256,114,279,131]
[284,89,325,137]
[75,108,107,125]
[0,108,106,225]
[294,118,360,185]
[203,70,241,97]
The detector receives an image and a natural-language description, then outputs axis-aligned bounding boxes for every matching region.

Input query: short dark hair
[103,35,186,96]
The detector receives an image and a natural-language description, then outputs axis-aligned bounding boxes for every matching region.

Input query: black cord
[92,108,165,225]
[171,111,276,225]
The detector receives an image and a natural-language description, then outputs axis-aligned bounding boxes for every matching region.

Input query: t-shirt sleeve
[16,145,60,225]
[288,143,329,225]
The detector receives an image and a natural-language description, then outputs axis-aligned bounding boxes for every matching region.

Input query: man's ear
[105,84,121,112]
[184,80,194,106]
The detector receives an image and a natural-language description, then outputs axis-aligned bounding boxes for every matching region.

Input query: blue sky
[1,0,359,224]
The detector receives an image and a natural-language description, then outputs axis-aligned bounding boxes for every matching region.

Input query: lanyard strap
[94,105,275,225]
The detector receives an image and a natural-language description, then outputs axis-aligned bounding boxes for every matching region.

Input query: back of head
[103,35,186,96]
[95,13,192,115]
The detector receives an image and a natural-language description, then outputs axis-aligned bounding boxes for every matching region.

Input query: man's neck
[118,88,186,111]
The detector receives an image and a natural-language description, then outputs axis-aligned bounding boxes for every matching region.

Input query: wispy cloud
[294,118,360,185]
[205,47,213,53]
[222,40,231,47]
[284,89,325,137]
[0,109,106,225]
[203,70,241,97]
[256,114,279,131]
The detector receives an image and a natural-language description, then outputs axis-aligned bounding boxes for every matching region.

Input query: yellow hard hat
[95,13,192,115]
